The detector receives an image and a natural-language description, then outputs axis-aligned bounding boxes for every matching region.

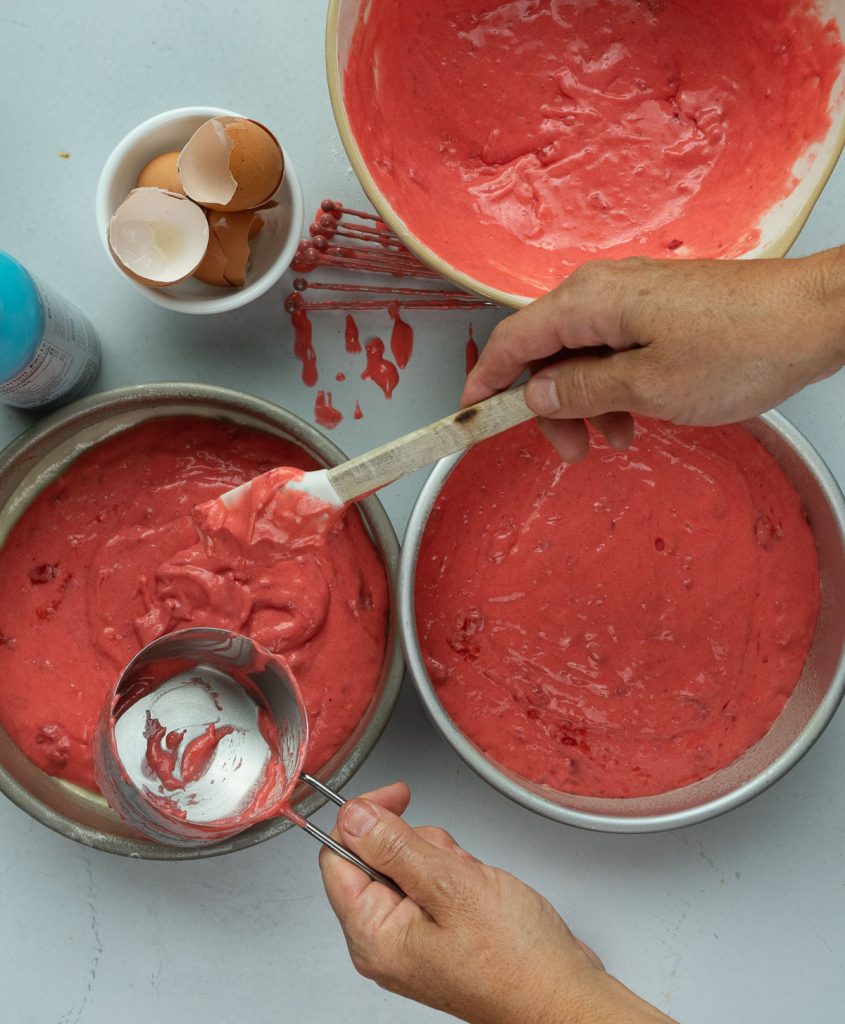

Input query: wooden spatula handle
[327,386,533,504]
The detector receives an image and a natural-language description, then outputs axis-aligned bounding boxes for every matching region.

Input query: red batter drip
[288,293,489,313]
[315,390,343,430]
[346,0,843,297]
[144,718,235,791]
[388,301,414,368]
[0,418,388,792]
[311,205,399,247]
[179,723,236,784]
[291,302,318,387]
[353,401,364,421]
[415,420,819,798]
[466,324,479,375]
[292,237,440,279]
[320,199,388,225]
[361,338,399,399]
[345,314,362,354]
[298,280,478,301]
[144,718,185,791]
[318,224,403,248]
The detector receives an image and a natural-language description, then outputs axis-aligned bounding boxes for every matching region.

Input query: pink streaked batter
[415,420,820,798]
[345,0,844,296]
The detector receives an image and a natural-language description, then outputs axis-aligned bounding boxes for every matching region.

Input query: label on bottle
[0,277,101,410]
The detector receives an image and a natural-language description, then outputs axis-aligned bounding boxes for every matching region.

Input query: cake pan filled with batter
[0,383,404,859]
[398,413,845,832]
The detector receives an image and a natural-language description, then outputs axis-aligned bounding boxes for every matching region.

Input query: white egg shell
[108,188,210,288]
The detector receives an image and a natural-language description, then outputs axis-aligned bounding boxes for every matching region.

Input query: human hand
[319,782,676,1024]
[462,251,845,461]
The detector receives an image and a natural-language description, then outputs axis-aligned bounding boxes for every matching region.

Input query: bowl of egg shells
[95,106,304,314]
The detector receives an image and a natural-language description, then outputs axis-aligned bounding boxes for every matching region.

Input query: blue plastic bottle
[0,252,101,410]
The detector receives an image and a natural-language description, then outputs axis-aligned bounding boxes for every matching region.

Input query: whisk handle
[300,771,345,808]
[298,773,404,896]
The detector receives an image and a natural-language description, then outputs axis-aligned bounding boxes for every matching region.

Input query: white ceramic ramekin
[95,107,304,315]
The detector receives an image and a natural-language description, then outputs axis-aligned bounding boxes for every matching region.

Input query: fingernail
[341,799,380,838]
[526,376,561,417]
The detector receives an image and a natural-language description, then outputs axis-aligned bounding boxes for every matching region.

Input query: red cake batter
[145,720,236,792]
[0,418,389,792]
[415,420,819,797]
[345,0,843,296]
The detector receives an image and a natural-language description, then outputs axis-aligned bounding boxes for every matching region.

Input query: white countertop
[2,3,845,1022]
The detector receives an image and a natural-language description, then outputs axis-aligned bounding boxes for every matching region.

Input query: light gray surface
[1,2,844,1022]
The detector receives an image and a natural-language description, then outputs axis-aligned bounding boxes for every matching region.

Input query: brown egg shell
[220,119,285,212]
[180,117,285,213]
[192,228,230,288]
[249,199,277,238]
[136,151,184,194]
[193,208,266,288]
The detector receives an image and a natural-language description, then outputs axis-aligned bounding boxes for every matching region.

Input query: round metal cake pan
[0,383,404,859]
[398,411,845,832]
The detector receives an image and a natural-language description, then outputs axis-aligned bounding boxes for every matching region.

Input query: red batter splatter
[292,305,318,387]
[345,314,362,354]
[353,401,363,421]
[314,390,343,429]
[179,723,236,784]
[466,323,479,375]
[144,717,185,791]
[336,372,346,382]
[361,338,400,399]
[145,718,235,791]
[388,301,414,368]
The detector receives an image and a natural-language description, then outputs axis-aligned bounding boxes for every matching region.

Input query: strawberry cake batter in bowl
[399,413,845,832]
[0,384,403,859]
[327,0,845,306]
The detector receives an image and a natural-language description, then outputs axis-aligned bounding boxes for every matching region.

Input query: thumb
[524,351,644,420]
[338,798,469,919]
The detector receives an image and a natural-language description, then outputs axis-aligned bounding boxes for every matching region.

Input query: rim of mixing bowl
[398,410,845,833]
[0,383,404,859]
[324,0,530,310]
[325,0,845,310]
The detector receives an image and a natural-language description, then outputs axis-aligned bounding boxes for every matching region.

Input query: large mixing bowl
[398,412,845,832]
[326,0,845,308]
[0,384,404,859]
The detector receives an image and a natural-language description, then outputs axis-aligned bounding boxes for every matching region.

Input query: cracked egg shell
[193,204,274,288]
[194,209,255,288]
[178,116,284,212]
[108,187,210,288]
[136,151,184,194]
